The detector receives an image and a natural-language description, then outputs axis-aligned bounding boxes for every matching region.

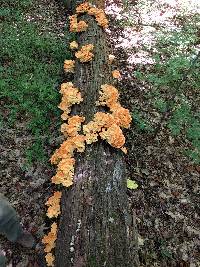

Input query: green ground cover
[133,12,200,163]
[0,0,71,165]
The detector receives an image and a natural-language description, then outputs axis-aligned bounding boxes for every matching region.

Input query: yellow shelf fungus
[88,7,109,29]
[43,3,130,265]
[84,84,132,151]
[42,222,57,253]
[50,135,85,187]
[69,41,79,50]
[58,82,83,120]
[63,60,75,73]
[75,44,94,62]
[61,115,85,137]
[112,70,121,79]
[100,124,125,148]
[98,84,120,108]
[112,106,132,129]
[45,253,55,267]
[46,191,62,219]
[69,14,88,32]
[76,2,109,29]
[76,2,91,13]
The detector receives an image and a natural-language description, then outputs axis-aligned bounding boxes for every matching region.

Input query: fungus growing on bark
[112,106,132,129]
[52,158,75,187]
[51,135,85,187]
[46,191,62,218]
[70,41,79,50]
[69,14,88,32]
[75,2,109,29]
[84,83,132,151]
[43,4,131,265]
[42,222,57,253]
[75,44,94,62]
[98,84,120,108]
[58,82,83,120]
[77,20,89,32]
[45,252,55,267]
[45,253,55,267]
[88,7,109,28]
[112,70,121,79]
[100,124,125,148]
[63,60,75,73]
[83,112,127,149]
[76,2,91,13]
[61,115,85,137]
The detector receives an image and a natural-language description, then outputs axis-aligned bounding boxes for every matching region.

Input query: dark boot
[0,250,6,267]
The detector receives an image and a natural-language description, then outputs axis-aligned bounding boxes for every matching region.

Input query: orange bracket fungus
[69,41,79,50]
[76,2,91,13]
[69,14,88,32]
[75,44,94,62]
[61,115,85,138]
[46,191,62,219]
[76,2,109,29]
[58,82,83,120]
[83,83,132,152]
[88,7,109,28]
[63,60,75,73]
[42,222,57,266]
[112,70,121,79]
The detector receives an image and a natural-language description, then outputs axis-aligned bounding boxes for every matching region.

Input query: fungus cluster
[112,70,121,79]
[45,191,62,219]
[76,2,109,28]
[42,222,57,266]
[70,41,79,50]
[58,82,83,120]
[69,14,88,32]
[43,2,131,266]
[84,84,132,151]
[75,44,94,62]
[63,60,75,73]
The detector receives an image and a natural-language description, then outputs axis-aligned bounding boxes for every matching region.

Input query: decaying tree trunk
[55,1,139,266]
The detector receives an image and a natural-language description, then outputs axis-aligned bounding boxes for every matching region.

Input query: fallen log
[55,1,139,266]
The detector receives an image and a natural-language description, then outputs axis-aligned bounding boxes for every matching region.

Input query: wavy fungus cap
[69,14,88,32]
[45,253,55,267]
[100,124,125,148]
[42,222,57,253]
[70,41,79,50]
[45,191,62,219]
[99,84,120,108]
[76,2,91,13]
[63,60,75,73]
[75,44,94,62]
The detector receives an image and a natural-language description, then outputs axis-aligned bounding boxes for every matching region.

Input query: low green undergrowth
[134,14,200,163]
[1,0,71,165]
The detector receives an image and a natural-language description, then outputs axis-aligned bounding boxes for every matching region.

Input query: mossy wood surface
[55,1,139,266]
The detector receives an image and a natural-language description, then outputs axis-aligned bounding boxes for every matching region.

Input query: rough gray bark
[55,1,139,266]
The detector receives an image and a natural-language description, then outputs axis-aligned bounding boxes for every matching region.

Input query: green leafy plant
[134,13,200,163]
[1,0,71,165]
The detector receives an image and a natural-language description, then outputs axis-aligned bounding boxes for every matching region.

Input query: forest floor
[0,1,199,267]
